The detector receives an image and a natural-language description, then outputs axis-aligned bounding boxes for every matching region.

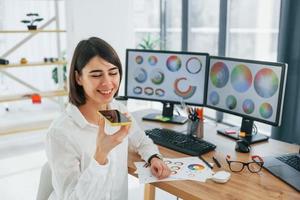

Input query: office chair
[36,162,53,200]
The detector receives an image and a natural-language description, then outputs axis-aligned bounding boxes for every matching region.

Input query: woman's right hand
[94,115,130,165]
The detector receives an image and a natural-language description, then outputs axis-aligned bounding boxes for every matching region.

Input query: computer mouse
[211,171,231,183]
[235,139,251,153]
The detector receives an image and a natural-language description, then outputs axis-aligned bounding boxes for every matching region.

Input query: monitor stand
[142,102,187,124]
[217,118,269,144]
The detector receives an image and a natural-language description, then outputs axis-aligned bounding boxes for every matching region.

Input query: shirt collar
[66,103,89,128]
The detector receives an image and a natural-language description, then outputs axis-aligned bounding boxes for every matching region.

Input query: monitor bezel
[125,49,210,107]
[206,55,287,126]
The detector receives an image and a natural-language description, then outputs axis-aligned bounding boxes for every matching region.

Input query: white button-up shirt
[46,100,159,200]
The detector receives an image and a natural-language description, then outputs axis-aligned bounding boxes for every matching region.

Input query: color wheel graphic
[259,103,273,119]
[226,95,237,110]
[242,99,255,114]
[210,62,229,88]
[148,56,158,66]
[188,164,205,171]
[166,55,182,72]
[231,64,252,93]
[186,57,202,74]
[209,91,220,105]
[150,69,164,85]
[135,55,143,64]
[173,77,196,99]
[254,68,279,98]
[134,68,147,83]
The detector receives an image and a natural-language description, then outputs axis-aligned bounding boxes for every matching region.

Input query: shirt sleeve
[127,116,160,161]
[114,101,160,162]
[46,128,110,200]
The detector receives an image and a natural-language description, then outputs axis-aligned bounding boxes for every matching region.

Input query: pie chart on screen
[254,68,279,98]
[210,62,229,88]
[230,64,252,93]
[259,102,273,119]
[166,55,182,72]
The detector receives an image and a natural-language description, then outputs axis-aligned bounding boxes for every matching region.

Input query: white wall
[65,0,135,93]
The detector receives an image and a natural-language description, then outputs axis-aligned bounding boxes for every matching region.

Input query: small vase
[27,25,37,30]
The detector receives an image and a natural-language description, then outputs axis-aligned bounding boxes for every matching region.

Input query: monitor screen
[125,49,209,124]
[206,56,287,126]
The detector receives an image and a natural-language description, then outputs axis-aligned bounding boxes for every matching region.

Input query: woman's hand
[150,158,171,179]
[94,115,130,165]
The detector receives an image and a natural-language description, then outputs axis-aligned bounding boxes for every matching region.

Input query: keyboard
[276,154,300,171]
[145,128,216,156]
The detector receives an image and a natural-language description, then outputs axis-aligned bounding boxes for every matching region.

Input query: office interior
[0,0,299,199]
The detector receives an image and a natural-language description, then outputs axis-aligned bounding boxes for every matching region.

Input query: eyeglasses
[226,155,264,173]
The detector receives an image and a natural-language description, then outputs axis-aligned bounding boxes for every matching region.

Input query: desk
[128,109,300,200]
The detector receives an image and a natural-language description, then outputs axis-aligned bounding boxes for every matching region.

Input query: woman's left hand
[150,158,171,179]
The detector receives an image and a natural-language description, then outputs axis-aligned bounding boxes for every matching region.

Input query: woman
[46,37,171,200]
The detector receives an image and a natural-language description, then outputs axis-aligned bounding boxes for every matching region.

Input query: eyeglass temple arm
[251,155,264,163]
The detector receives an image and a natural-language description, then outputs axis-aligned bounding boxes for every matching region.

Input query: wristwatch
[148,154,163,165]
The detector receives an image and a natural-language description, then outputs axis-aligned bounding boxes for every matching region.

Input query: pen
[212,156,221,168]
[198,154,213,169]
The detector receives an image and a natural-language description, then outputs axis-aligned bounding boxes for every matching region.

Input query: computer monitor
[206,56,287,144]
[125,49,209,124]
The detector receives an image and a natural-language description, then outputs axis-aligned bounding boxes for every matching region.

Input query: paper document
[134,157,213,184]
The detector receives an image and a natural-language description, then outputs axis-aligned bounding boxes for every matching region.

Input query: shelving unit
[0,90,68,103]
[0,30,66,33]
[0,0,67,135]
[0,61,67,68]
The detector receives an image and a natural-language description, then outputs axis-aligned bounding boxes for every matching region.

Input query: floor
[0,130,177,200]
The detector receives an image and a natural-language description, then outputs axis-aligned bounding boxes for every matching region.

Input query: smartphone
[98,109,132,126]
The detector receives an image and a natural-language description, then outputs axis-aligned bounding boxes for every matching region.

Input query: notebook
[263,149,300,192]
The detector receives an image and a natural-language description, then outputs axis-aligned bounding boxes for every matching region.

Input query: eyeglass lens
[248,162,262,172]
[229,162,244,172]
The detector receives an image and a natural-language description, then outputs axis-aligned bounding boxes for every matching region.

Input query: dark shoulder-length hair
[69,37,122,106]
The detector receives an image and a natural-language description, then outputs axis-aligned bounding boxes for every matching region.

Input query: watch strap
[147,154,163,164]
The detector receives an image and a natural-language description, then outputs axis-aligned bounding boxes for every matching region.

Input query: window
[133,0,160,50]
[131,0,281,134]
[227,0,280,60]
[166,0,182,50]
[189,0,220,55]
[188,0,220,119]
[224,0,281,135]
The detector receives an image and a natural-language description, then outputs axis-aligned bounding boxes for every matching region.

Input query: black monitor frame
[125,49,209,124]
[206,56,287,144]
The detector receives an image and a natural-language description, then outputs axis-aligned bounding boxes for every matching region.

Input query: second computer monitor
[125,49,209,124]
[206,56,287,143]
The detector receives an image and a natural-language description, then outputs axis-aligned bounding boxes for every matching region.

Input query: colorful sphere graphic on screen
[150,69,164,85]
[148,56,158,66]
[210,62,229,88]
[209,91,220,105]
[259,103,273,119]
[242,99,255,114]
[166,55,182,72]
[254,68,279,98]
[134,68,147,83]
[231,64,252,93]
[188,164,205,171]
[186,57,202,74]
[226,95,237,110]
[173,77,196,99]
[135,55,143,64]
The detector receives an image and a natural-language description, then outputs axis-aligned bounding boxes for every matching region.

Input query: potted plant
[21,13,43,30]
[137,34,160,50]
[51,51,67,89]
